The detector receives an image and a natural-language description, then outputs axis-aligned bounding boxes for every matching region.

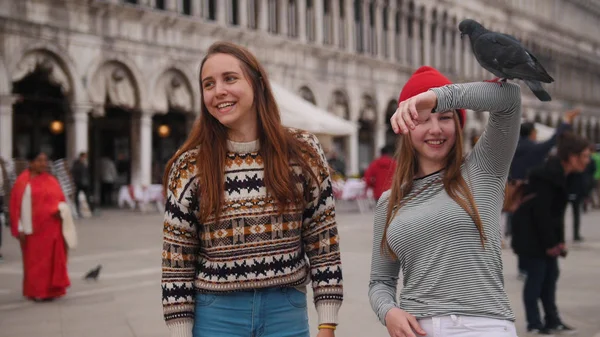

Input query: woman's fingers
[409,99,419,121]
[390,108,401,134]
[392,107,408,134]
[407,315,427,336]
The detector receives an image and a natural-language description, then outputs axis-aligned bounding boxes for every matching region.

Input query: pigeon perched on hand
[83,264,102,281]
[458,19,554,101]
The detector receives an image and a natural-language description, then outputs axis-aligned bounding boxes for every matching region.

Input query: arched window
[299,86,317,105]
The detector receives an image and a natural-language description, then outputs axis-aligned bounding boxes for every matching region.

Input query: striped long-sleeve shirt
[162,130,343,337]
[369,82,521,325]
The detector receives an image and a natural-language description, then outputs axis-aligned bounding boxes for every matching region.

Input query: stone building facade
[1,0,599,191]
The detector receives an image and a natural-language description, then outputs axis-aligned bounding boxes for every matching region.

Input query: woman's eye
[440,116,452,120]
[203,82,214,89]
[225,76,237,82]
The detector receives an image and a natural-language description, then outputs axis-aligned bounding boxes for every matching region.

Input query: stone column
[314,0,324,44]
[259,0,269,31]
[140,113,152,186]
[239,0,248,28]
[387,4,397,61]
[423,9,432,66]
[399,6,409,65]
[375,1,385,58]
[348,130,359,175]
[454,31,462,77]
[67,106,90,163]
[217,0,228,25]
[444,23,452,72]
[331,0,340,47]
[166,0,177,11]
[463,37,471,80]
[297,0,307,42]
[434,15,442,69]
[192,0,202,16]
[131,113,153,186]
[362,0,370,54]
[278,0,288,36]
[345,0,355,52]
[375,122,386,155]
[412,11,420,67]
[0,95,13,160]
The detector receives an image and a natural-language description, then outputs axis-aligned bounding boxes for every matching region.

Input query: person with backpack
[511,133,591,335]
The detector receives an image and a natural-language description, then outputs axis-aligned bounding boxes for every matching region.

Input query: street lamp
[157,124,170,138]
[49,120,64,135]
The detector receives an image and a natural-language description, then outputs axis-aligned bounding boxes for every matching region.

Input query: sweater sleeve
[430,82,522,178]
[162,150,201,337]
[300,133,343,325]
[368,192,401,326]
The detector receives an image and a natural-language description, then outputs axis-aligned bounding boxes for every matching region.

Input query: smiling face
[409,110,458,171]
[200,53,256,132]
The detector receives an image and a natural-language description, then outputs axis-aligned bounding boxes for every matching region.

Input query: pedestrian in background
[511,133,590,335]
[369,66,521,337]
[507,109,579,278]
[71,152,92,215]
[161,41,343,337]
[9,150,70,301]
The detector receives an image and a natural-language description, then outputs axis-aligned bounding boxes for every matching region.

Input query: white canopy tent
[271,82,356,136]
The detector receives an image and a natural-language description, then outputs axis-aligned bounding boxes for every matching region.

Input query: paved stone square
[1,203,599,337]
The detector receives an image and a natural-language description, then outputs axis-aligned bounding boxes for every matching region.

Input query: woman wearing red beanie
[369,66,521,337]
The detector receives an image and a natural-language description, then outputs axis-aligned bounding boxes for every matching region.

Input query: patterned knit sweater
[162,130,343,337]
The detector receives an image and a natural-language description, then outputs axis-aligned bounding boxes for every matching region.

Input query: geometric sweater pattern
[162,130,343,337]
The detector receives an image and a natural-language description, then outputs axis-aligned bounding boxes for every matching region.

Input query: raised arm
[299,133,344,326]
[162,151,201,337]
[368,193,401,325]
[430,82,522,177]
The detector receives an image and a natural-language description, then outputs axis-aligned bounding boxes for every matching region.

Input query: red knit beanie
[398,66,466,128]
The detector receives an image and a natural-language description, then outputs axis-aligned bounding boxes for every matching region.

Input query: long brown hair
[163,41,319,223]
[381,112,486,258]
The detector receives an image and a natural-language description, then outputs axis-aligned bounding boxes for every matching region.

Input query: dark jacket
[72,160,90,187]
[509,122,571,180]
[363,155,396,200]
[511,157,567,258]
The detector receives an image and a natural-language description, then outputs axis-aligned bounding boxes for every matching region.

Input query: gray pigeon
[458,19,554,101]
[83,264,102,281]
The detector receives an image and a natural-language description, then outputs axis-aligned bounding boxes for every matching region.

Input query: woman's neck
[415,159,445,179]
[227,119,258,142]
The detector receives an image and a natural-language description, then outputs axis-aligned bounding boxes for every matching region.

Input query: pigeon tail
[524,80,552,101]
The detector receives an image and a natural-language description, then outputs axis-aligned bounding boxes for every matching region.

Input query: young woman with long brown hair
[161,41,343,337]
[368,66,522,337]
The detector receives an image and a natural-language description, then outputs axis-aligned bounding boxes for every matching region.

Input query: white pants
[418,315,518,337]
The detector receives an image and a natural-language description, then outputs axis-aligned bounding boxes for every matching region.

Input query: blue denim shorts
[192,287,310,337]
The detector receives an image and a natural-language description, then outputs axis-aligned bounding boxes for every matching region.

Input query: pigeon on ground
[458,19,554,101]
[83,264,102,281]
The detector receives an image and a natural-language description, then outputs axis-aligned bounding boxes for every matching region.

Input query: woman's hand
[384,307,427,337]
[390,91,438,135]
[316,328,335,337]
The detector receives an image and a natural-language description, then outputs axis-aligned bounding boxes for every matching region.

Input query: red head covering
[398,66,466,128]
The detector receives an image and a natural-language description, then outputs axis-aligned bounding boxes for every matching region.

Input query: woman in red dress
[9,151,70,301]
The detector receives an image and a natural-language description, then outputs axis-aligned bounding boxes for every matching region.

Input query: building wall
[1,0,599,183]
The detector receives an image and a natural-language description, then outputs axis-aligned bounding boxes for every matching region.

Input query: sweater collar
[226,139,260,153]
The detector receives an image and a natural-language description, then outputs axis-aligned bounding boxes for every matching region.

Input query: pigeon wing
[475,34,553,82]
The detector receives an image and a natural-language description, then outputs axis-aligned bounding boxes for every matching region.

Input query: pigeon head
[458,19,484,39]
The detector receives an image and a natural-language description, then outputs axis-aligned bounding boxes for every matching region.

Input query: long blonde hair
[381,112,486,258]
